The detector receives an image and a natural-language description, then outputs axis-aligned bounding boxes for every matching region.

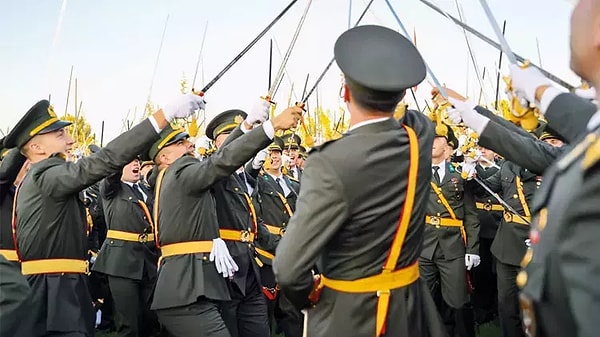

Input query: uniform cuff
[241,121,251,134]
[262,120,275,140]
[148,116,163,134]
[539,87,562,116]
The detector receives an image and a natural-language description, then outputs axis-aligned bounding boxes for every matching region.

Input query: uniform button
[437,199,442,203]
[203,256,208,261]
[513,194,518,199]
[248,244,252,248]
[516,271,528,289]
[521,248,533,268]
[436,213,441,216]
[248,228,252,231]
[536,182,541,186]
[537,208,548,231]
[435,225,440,229]
[234,187,239,191]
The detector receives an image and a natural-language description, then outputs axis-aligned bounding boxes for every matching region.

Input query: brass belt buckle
[504,212,512,222]
[138,233,148,243]
[430,216,441,226]
[484,202,492,211]
[279,227,286,237]
[240,230,251,243]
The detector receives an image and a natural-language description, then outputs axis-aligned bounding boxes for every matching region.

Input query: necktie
[275,177,285,194]
[131,183,144,201]
[433,166,441,185]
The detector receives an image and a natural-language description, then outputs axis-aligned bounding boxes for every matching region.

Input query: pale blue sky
[0,0,576,143]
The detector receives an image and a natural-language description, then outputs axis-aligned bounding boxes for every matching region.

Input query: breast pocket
[443,179,464,201]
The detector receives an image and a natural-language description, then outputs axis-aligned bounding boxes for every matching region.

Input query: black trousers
[155,298,231,337]
[222,270,270,337]
[260,264,303,337]
[472,237,497,323]
[107,273,159,337]
[496,261,525,337]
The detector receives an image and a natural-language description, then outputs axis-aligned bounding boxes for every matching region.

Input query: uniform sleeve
[0,150,27,203]
[557,163,600,337]
[481,166,503,194]
[35,120,159,198]
[463,182,480,255]
[479,120,562,175]
[545,93,597,143]
[273,152,350,309]
[256,219,281,251]
[99,172,122,200]
[180,125,272,194]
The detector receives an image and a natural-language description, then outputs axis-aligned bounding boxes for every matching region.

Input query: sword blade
[478,0,517,64]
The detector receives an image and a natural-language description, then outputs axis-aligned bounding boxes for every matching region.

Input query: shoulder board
[287,176,299,183]
[309,138,341,154]
[582,136,600,171]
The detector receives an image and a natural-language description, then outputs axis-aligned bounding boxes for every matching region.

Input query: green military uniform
[150,121,275,337]
[468,104,576,337]
[0,142,27,265]
[245,136,302,337]
[472,159,503,323]
[517,93,599,337]
[280,133,303,181]
[4,100,161,337]
[274,25,446,337]
[420,123,479,337]
[93,160,160,337]
[0,253,33,337]
[205,110,279,337]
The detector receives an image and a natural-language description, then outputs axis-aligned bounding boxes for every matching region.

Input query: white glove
[575,87,597,100]
[252,149,268,169]
[465,254,481,270]
[461,160,477,181]
[89,255,96,264]
[210,238,239,278]
[448,97,490,135]
[509,64,552,104]
[447,108,463,125]
[247,99,271,125]
[195,136,211,150]
[163,93,207,122]
[525,239,531,247]
[281,154,292,167]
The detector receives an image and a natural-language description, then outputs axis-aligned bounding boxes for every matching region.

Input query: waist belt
[264,224,285,236]
[0,249,18,261]
[106,229,154,243]
[21,259,89,275]
[425,215,463,227]
[219,229,255,243]
[476,202,504,212]
[160,241,213,258]
[503,211,531,225]
[255,247,274,260]
[321,262,420,335]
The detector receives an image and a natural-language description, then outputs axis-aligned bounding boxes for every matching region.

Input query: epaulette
[449,162,457,173]
[287,175,299,183]
[309,138,341,154]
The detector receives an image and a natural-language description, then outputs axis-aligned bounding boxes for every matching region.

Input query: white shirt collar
[348,117,391,132]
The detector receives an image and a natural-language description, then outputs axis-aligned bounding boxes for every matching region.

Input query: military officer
[92,157,160,337]
[274,25,446,337]
[494,1,600,334]
[420,122,479,337]
[280,133,302,181]
[149,104,301,337]
[472,146,503,323]
[444,87,575,337]
[3,94,205,337]
[0,140,27,266]
[246,136,302,337]
[204,107,281,337]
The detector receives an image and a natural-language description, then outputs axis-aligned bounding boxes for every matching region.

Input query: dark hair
[345,76,406,113]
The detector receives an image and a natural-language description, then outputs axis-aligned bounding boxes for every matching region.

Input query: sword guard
[261,95,276,106]
[191,88,205,97]
[294,102,307,112]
